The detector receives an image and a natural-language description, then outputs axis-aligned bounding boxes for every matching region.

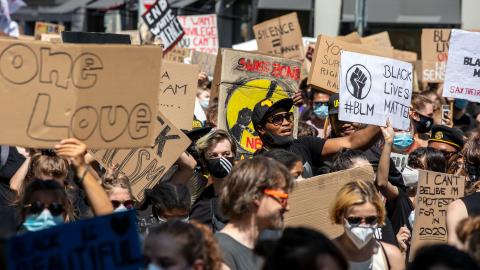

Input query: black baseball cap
[252,98,293,130]
[328,93,340,115]
[429,125,465,151]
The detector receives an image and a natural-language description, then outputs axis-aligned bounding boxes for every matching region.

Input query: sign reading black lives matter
[339,51,413,130]
[142,0,184,53]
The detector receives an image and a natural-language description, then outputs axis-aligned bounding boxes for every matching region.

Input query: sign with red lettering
[410,170,465,260]
[444,30,480,103]
[177,14,218,54]
[0,38,163,149]
[216,49,301,159]
[142,0,184,53]
[253,12,304,60]
[421,29,451,63]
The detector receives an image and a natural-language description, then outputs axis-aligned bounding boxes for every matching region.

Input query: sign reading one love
[444,29,480,103]
[339,51,413,130]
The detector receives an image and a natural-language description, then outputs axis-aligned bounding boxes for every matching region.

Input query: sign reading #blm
[6,211,143,270]
[0,39,163,149]
[339,51,413,130]
[444,30,480,103]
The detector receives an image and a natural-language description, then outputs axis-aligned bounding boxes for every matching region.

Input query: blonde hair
[102,173,133,199]
[196,130,236,165]
[330,180,386,225]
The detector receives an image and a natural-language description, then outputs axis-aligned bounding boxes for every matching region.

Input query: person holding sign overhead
[252,97,381,178]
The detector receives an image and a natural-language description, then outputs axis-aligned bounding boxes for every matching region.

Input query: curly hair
[220,156,294,220]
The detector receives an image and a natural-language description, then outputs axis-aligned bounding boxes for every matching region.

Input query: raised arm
[376,119,399,200]
[322,125,381,156]
[55,138,113,216]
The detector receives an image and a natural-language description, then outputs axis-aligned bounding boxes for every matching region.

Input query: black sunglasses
[111,200,135,209]
[267,112,294,126]
[25,201,64,216]
[346,215,378,226]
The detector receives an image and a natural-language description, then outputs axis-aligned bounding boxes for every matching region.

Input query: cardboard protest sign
[40,33,62,43]
[337,31,362,44]
[443,30,480,103]
[177,14,218,54]
[308,35,394,94]
[116,30,141,45]
[164,46,190,63]
[303,42,316,74]
[34,21,64,40]
[142,0,184,53]
[415,60,446,83]
[253,12,304,60]
[361,31,392,48]
[393,49,418,62]
[338,51,413,130]
[421,29,451,62]
[6,211,143,270]
[410,170,465,259]
[284,166,375,238]
[159,61,198,130]
[0,39,163,149]
[190,50,216,78]
[90,112,190,201]
[215,49,301,159]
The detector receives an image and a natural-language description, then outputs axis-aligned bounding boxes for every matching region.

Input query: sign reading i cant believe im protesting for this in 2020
[339,51,413,130]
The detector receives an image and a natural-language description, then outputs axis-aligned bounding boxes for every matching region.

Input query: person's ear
[192,259,205,270]
[253,194,262,207]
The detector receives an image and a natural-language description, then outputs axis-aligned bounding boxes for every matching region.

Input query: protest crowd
[1,2,480,270]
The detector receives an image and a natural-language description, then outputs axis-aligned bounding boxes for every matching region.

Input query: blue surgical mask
[22,209,64,232]
[114,204,128,213]
[454,99,468,110]
[393,132,414,152]
[147,263,164,270]
[313,103,329,119]
[199,99,209,109]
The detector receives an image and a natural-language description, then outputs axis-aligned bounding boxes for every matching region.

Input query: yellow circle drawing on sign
[225,78,291,155]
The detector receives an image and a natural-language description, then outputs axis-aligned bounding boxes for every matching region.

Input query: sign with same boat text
[339,51,413,130]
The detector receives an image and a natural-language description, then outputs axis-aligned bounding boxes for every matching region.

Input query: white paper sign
[339,51,413,130]
[391,152,409,172]
[444,30,480,103]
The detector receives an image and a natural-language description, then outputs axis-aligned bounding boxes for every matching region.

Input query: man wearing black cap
[428,125,465,160]
[252,97,381,178]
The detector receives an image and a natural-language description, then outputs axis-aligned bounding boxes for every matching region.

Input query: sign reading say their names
[142,0,184,53]
[410,170,465,260]
[443,30,480,103]
[7,211,143,270]
[159,61,198,130]
[90,112,191,201]
[253,12,304,60]
[0,39,163,149]
[339,51,413,130]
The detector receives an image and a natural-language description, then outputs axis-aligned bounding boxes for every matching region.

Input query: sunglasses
[267,112,294,126]
[25,201,64,216]
[263,189,289,208]
[345,216,378,226]
[111,200,135,209]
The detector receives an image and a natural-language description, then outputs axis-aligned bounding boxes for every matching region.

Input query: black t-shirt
[461,192,480,216]
[374,217,398,246]
[190,185,228,232]
[0,147,26,185]
[256,136,326,178]
[386,189,414,234]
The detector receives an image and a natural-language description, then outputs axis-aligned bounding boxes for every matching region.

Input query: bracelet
[77,165,90,186]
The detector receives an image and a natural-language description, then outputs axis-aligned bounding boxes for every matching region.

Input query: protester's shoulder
[380,241,404,267]
[293,136,326,147]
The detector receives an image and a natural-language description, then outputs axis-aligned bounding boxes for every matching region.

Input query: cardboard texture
[90,112,191,201]
[393,49,418,62]
[7,211,143,270]
[159,61,198,130]
[253,12,304,60]
[142,0,184,53]
[34,21,65,40]
[0,38,163,148]
[40,33,62,43]
[190,50,216,77]
[303,42,316,75]
[337,31,362,44]
[177,14,218,54]
[410,170,465,260]
[361,31,393,48]
[421,29,451,62]
[216,49,301,159]
[164,46,190,63]
[284,166,375,238]
[308,35,394,94]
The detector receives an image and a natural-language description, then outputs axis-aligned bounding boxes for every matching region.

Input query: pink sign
[177,14,218,54]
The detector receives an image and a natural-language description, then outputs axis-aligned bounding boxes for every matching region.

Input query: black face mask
[206,156,234,179]
[414,114,433,133]
[262,131,293,147]
[465,163,480,183]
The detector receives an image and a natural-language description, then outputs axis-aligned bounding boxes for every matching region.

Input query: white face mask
[402,165,419,187]
[344,219,376,249]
